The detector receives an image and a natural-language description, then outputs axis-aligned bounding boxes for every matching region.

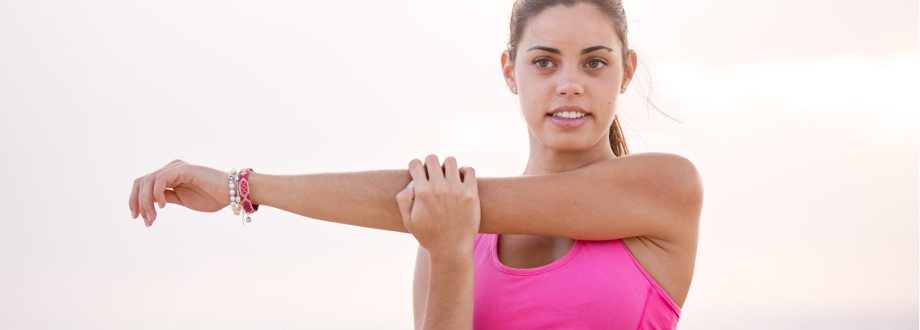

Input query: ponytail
[609,116,629,156]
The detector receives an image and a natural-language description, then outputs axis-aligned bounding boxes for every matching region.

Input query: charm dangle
[230,168,257,225]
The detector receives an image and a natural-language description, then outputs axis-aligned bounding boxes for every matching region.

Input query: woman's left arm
[396,157,479,330]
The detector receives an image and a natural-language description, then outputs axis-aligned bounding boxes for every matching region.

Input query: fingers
[138,176,148,225]
[153,168,179,209]
[460,166,478,194]
[131,160,186,227]
[411,154,468,186]
[129,178,140,219]
[408,154,471,200]
[424,154,443,183]
[141,175,157,225]
[407,158,428,190]
[442,157,460,184]
[163,190,182,206]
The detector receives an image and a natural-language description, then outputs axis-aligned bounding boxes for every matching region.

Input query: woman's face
[504,3,635,153]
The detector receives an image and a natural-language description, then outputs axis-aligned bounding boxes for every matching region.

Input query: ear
[621,49,637,93]
[501,50,517,94]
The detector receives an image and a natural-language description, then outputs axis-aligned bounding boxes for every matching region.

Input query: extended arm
[249,152,702,241]
[249,169,412,233]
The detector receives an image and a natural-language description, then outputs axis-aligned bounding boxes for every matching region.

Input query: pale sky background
[0,0,917,329]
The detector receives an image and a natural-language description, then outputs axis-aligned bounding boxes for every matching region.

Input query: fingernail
[406,181,414,189]
[159,203,164,209]
[146,212,151,221]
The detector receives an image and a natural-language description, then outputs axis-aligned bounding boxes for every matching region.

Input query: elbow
[668,154,704,221]
[641,153,703,222]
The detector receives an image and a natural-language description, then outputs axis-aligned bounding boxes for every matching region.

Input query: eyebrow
[526,45,614,55]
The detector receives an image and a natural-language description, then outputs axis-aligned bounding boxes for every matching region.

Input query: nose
[555,66,584,97]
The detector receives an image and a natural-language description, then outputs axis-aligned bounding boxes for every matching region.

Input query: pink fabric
[472,233,680,330]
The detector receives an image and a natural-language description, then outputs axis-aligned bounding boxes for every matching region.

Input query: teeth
[553,111,586,119]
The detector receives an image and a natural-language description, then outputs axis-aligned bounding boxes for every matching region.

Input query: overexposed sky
[0,0,917,329]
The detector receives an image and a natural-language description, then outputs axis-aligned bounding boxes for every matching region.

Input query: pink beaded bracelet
[238,168,259,223]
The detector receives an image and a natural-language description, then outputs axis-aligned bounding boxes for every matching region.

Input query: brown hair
[507,0,664,157]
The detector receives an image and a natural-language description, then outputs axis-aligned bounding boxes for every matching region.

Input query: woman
[128,0,703,329]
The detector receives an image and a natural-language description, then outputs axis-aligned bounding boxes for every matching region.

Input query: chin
[542,136,594,153]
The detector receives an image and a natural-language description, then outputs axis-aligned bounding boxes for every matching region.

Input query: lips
[545,105,590,128]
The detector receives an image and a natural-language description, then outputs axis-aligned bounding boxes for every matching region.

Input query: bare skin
[127,4,702,329]
[396,157,480,329]
[411,3,701,328]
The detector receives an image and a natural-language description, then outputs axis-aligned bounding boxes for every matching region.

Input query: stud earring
[512,87,517,92]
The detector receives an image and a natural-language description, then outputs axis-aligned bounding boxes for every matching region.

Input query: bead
[228,169,244,218]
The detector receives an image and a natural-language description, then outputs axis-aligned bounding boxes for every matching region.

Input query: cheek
[517,77,551,115]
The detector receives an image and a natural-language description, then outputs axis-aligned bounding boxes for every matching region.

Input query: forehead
[519,3,621,53]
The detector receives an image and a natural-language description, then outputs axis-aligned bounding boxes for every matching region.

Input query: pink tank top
[473,233,681,329]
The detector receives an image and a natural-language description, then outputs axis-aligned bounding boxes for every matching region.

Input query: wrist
[247,172,270,206]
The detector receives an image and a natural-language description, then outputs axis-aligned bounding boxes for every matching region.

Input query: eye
[533,57,555,69]
[586,59,607,69]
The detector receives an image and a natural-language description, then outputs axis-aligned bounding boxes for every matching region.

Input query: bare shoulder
[609,154,702,306]
[605,152,703,208]
[599,152,704,235]
[612,152,701,181]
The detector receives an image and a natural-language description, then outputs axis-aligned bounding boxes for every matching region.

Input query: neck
[521,133,618,176]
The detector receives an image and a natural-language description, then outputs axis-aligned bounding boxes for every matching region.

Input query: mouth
[546,106,591,128]
[546,113,591,120]
[547,105,590,119]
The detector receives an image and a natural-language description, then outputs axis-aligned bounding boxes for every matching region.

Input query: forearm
[243,167,583,237]
[424,252,475,330]
[247,170,412,233]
